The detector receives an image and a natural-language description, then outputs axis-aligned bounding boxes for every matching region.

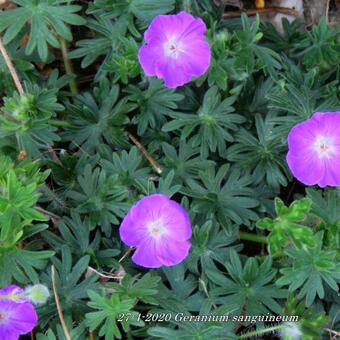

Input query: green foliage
[284,296,330,340]
[0,156,52,285]
[207,250,287,317]
[0,0,85,61]
[63,78,135,153]
[298,17,340,69]
[184,164,258,226]
[257,198,315,256]
[126,79,184,135]
[86,290,143,340]
[277,232,340,307]
[227,114,289,189]
[39,246,100,327]
[0,83,63,157]
[66,164,129,236]
[0,2,339,339]
[163,86,244,158]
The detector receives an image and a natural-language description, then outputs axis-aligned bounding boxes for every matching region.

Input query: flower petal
[156,239,191,266]
[132,238,163,268]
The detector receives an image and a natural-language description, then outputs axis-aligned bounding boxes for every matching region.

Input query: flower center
[164,38,183,58]
[313,136,335,158]
[148,219,166,239]
[0,311,7,324]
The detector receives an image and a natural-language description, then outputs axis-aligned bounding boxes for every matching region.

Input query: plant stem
[128,132,163,175]
[223,7,299,19]
[0,35,24,95]
[59,37,78,95]
[239,231,268,244]
[238,324,286,339]
[51,265,72,340]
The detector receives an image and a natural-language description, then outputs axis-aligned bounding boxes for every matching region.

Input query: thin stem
[51,265,72,340]
[223,7,299,19]
[239,231,268,244]
[238,324,286,339]
[0,35,24,95]
[59,37,78,94]
[48,119,72,127]
[36,206,60,221]
[128,132,163,175]
[119,247,135,263]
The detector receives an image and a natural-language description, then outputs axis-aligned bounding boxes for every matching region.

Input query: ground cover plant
[0,0,339,339]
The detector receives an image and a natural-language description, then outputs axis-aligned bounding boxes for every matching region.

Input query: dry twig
[0,35,24,95]
[128,132,163,174]
[51,265,72,340]
[223,6,299,19]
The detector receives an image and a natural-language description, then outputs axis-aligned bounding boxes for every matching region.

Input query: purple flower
[0,285,38,340]
[286,111,340,187]
[119,194,192,268]
[138,11,211,88]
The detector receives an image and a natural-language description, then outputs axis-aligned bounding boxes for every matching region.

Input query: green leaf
[256,197,315,255]
[0,1,85,61]
[276,232,340,307]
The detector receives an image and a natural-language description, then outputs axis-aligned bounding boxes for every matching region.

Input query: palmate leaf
[148,314,236,340]
[86,290,143,340]
[161,140,215,185]
[0,247,54,286]
[207,250,287,319]
[36,321,87,340]
[227,114,290,189]
[267,60,340,134]
[234,14,282,78]
[187,220,240,276]
[0,170,48,247]
[163,86,244,158]
[126,79,184,135]
[66,164,129,237]
[257,197,315,256]
[306,188,340,250]
[0,0,85,61]
[158,263,205,312]
[107,273,161,305]
[276,232,340,307]
[69,15,130,69]
[42,210,120,267]
[100,146,151,190]
[38,246,100,327]
[284,296,329,340]
[261,18,305,54]
[297,17,340,69]
[62,79,136,153]
[184,164,258,226]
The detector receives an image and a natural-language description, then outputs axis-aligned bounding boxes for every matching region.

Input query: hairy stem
[238,324,286,339]
[0,35,25,95]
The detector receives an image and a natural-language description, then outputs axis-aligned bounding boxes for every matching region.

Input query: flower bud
[25,284,50,305]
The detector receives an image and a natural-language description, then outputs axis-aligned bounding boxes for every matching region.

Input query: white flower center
[164,38,183,58]
[0,311,7,324]
[313,136,335,158]
[148,219,166,239]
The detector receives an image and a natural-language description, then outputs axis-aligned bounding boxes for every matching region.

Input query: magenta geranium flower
[286,111,340,187]
[119,194,192,268]
[138,11,211,88]
[0,285,38,340]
